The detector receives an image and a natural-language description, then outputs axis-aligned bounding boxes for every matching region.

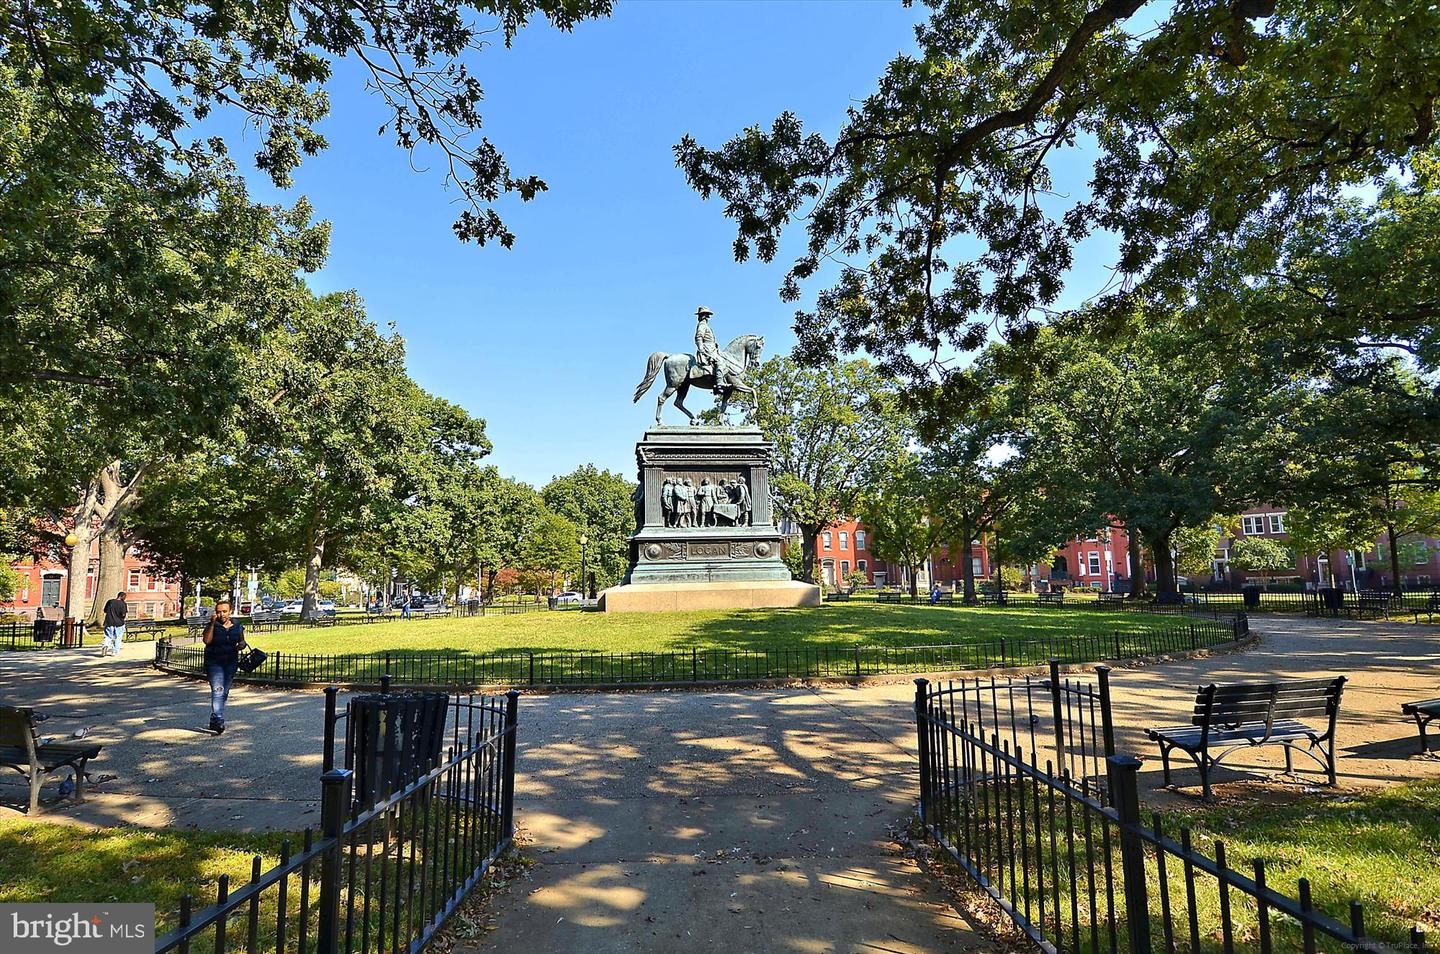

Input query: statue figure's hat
[696,306,713,318]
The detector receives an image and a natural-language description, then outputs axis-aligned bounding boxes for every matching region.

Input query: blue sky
[240,1,1114,486]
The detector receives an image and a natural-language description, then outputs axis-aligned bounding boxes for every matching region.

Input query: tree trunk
[1126,531,1147,599]
[301,519,326,620]
[800,525,821,584]
[1151,529,1177,596]
[63,523,95,625]
[89,530,126,625]
[81,460,148,626]
[908,563,919,599]
[1386,526,1404,598]
[991,530,1002,594]
[960,537,977,603]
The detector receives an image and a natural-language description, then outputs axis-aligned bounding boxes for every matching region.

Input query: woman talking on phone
[202,600,247,734]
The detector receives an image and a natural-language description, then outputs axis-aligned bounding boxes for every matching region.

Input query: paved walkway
[2,616,1438,952]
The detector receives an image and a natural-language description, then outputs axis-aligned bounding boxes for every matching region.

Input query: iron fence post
[316,767,353,954]
[692,647,698,682]
[854,644,862,678]
[1109,755,1153,954]
[322,686,338,772]
[913,678,932,826]
[380,672,392,694]
[528,651,535,687]
[501,689,520,841]
[1048,658,1067,770]
[1095,665,1116,758]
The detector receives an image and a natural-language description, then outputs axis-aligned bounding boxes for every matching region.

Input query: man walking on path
[101,590,127,656]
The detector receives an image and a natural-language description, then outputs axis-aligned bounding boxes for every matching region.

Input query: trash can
[347,691,450,809]
[32,618,57,644]
[1319,587,1345,616]
[1242,585,1261,609]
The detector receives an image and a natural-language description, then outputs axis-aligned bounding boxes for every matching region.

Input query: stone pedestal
[599,426,820,612]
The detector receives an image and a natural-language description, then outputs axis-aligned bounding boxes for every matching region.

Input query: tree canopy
[740,356,909,583]
[678,2,1440,420]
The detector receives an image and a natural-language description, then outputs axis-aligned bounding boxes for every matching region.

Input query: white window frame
[127,568,141,590]
[822,532,832,550]
[1088,551,1101,576]
[1267,512,1286,534]
[839,531,849,550]
[971,557,983,575]
[840,560,851,577]
[1242,515,1265,535]
[855,531,866,551]
[857,559,867,572]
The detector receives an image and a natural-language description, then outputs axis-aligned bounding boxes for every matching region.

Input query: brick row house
[5,544,182,620]
[1216,506,1439,590]
[806,507,1435,592]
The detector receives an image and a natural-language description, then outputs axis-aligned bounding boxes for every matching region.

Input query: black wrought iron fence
[914,678,1425,954]
[152,689,519,954]
[153,614,1246,689]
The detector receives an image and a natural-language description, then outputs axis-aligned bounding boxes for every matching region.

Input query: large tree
[989,307,1290,596]
[739,356,908,584]
[677,2,1440,420]
[857,454,945,598]
[542,465,637,591]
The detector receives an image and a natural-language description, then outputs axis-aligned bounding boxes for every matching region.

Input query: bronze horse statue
[633,334,764,425]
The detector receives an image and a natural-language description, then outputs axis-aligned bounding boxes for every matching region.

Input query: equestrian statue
[633,306,764,425]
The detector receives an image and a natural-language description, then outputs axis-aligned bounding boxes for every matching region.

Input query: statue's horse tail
[633,351,667,402]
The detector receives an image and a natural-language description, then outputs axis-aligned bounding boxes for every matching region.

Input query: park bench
[0,706,105,814]
[975,592,1005,606]
[824,589,851,602]
[1412,592,1440,624]
[419,602,449,619]
[1097,592,1126,607]
[124,619,164,639]
[363,607,396,622]
[1146,676,1346,800]
[247,611,283,633]
[933,591,955,605]
[1037,591,1065,606]
[877,591,903,604]
[185,614,209,637]
[1352,592,1392,620]
[1401,697,1440,754]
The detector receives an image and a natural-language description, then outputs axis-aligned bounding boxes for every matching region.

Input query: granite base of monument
[598,579,820,613]
[601,425,820,613]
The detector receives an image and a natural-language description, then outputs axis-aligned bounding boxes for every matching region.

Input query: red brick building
[5,545,182,620]
[1217,506,1438,590]
[819,505,1436,593]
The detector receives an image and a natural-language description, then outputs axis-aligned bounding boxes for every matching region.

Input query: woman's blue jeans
[206,662,238,722]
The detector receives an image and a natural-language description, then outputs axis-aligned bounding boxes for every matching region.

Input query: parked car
[278,600,304,615]
[553,591,583,605]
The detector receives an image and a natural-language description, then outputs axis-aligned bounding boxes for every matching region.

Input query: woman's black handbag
[238,647,269,673]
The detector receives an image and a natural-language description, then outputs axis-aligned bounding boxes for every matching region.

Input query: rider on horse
[694,306,726,394]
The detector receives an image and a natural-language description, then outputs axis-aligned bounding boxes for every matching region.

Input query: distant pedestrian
[202,599,247,734]
[100,590,127,656]
[930,583,941,605]
[401,596,411,619]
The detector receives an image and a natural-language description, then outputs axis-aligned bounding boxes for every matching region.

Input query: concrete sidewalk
[468,684,990,953]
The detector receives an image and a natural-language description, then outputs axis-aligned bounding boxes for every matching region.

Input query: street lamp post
[579,534,589,600]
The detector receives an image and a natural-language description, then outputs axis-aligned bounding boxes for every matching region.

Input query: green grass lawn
[246,604,1184,656]
[931,779,1439,950]
[1164,780,1440,944]
[0,819,288,933]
